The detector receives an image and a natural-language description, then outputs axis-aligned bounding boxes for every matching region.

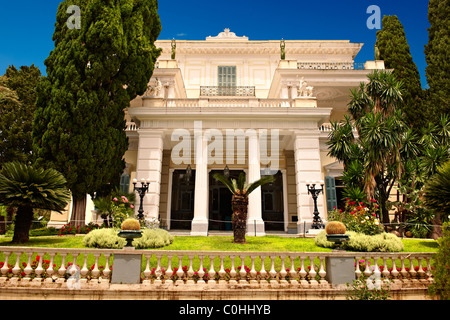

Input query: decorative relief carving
[206,28,249,41]
[144,78,163,98]
[298,77,314,97]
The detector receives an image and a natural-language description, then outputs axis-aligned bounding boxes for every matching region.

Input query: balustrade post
[176,255,184,285]
[23,252,33,281]
[91,253,101,280]
[102,253,111,280]
[57,253,67,282]
[207,255,216,285]
[143,254,152,283]
[197,255,206,285]
[308,256,318,286]
[166,255,174,283]
[12,253,21,279]
[186,255,195,285]
[298,257,308,287]
[45,253,56,283]
[1,251,10,279]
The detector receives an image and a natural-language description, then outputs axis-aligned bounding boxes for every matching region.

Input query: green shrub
[83,228,126,249]
[133,229,174,249]
[315,231,404,252]
[429,223,450,300]
[82,228,174,249]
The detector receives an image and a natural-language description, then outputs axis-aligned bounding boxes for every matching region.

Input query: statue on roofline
[280,39,286,60]
[171,38,176,60]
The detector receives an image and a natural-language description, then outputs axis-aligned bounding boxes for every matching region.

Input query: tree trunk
[232,195,248,244]
[70,196,87,228]
[12,206,34,243]
[430,213,443,240]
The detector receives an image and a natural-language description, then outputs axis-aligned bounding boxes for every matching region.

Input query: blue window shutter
[325,176,337,212]
[120,174,131,193]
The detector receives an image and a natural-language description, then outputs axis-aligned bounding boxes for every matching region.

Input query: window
[218,66,236,87]
[325,176,338,212]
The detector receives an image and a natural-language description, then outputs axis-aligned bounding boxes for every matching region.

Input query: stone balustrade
[162,98,293,108]
[0,247,435,291]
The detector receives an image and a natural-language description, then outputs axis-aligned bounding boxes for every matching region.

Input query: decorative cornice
[155,40,363,57]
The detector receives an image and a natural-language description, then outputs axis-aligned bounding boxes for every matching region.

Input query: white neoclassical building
[50,29,384,234]
[117,29,386,236]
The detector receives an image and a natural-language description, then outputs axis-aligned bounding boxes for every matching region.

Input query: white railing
[298,62,366,70]
[125,122,139,132]
[163,99,293,109]
[0,247,435,289]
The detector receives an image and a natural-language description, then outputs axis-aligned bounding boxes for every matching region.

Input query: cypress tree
[424,0,450,123]
[375,15,424,130]
[33,0,161,226]
[0,65,41,166]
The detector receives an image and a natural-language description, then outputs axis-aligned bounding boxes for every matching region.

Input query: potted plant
[325,221,350,250]
[118,218,143,247]
[213,172,275,244]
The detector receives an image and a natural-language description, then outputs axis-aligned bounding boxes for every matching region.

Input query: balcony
[200,86,256,97]
[298,62,365,70]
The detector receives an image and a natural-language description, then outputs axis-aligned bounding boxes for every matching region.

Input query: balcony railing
[200,86,256,97]
[298,62,365,70]
[164,98,292,108]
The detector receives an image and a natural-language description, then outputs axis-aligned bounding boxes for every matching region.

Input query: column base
[190,219,209,236]
[246,219,266,237]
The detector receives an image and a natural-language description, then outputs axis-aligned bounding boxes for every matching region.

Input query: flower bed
[328,199,383,235]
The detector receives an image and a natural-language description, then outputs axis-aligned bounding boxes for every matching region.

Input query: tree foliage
[424,0,450,123]
[33,0,161,226]
[0,162,71,243]
[375,15,424,129]
[0,65,41,166]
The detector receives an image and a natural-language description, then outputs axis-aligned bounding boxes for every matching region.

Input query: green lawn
[0,234,439,252]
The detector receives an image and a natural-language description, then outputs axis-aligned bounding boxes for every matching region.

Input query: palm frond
[212,173,236,194]
[245,175,276,196]
[0,162,71,212]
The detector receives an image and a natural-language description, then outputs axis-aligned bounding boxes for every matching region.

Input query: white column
[281,85,290,108]
[293,131,325,233]
[135,130,164,220]
[281,169,289,233]
[247,132,265,236]
[191,133,209,236]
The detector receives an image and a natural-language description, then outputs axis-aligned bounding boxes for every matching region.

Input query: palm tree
[0,162,71,243]
[424,161,450,239]
[213,172,275,244]
[329,70,406,224]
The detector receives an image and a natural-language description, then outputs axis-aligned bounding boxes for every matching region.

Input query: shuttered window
[120,174,131,194]
[325,176,338,213]
[218,66,236,87]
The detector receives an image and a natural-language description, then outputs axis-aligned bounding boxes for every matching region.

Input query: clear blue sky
[0,0,430,87]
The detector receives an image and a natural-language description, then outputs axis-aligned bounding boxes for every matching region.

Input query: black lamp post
[306,181,325,229]
[133,178,150,221]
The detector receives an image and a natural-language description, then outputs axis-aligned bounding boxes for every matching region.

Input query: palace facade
[50,29,385,235]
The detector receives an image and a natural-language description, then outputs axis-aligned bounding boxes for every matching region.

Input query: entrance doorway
[261,171,284,231]
[209,170,244,231]
[170,170,195,230]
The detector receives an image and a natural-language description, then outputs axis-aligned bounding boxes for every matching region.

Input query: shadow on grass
[0,236,84,248]
[416,240,439,249]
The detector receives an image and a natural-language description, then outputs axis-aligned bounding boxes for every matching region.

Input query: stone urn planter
[325,221,349,251]
[118,218,142,248]
[324,221,354,285]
